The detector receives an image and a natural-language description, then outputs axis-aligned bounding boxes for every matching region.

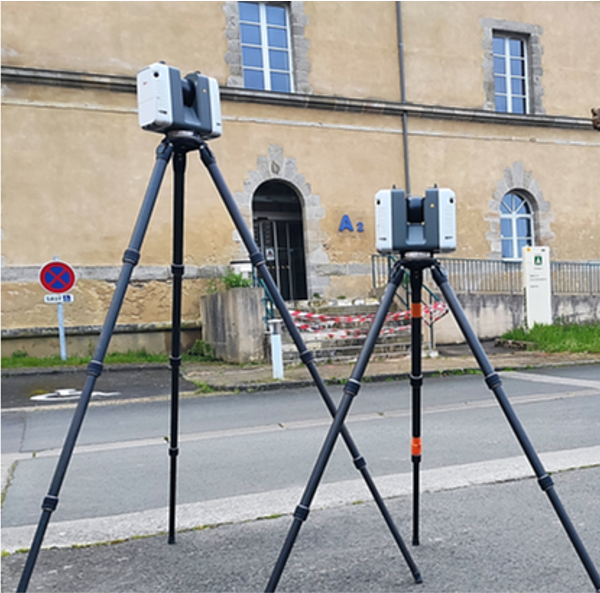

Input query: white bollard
[268,319,284,380]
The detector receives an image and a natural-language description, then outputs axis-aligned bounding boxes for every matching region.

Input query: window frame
[239,1,295,93]
[500,192,535,261]
[492,33,529,114]
[481,18,545,115]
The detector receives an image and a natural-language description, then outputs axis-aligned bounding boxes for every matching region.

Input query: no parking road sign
[39,259,76,361]
[39,260,76,294]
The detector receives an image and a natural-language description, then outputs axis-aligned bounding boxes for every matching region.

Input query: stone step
[274,304,438,365]
[285,303,445,335]
[281,332,416,364]
[282,332,411,350]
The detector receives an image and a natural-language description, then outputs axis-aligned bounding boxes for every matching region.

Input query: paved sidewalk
[2,466,599,592]
[181,341,600,393]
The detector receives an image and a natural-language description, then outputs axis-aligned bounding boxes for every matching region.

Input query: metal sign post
[39,258,76,360]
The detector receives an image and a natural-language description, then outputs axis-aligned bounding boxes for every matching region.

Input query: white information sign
[522,246,552,329]
[44,294,74,304]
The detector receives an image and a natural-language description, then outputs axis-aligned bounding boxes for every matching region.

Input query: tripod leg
[431,263,600,591]
[198,144,421,589]
[168,150,186,544]
[16,140,173,593]
[409,265,423,546]
[266,262,419,592]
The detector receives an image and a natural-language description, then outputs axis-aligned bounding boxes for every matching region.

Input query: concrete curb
[182,358,600,394]
[3,445,599,553]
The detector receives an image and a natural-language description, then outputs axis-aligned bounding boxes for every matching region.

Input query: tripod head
[137,62,222,139]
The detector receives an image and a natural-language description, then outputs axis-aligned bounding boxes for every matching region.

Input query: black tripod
[17,133,192,592]
[17,132,421,592]
[264,252,600,592]
[18,132,599,593]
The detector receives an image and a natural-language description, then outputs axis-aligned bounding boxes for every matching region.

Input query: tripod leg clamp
[86,360,103,377]
[353,455,367,470]
[299,350,314,365]
[538,473,554,492]
[484,372,502,390]
[169,447,180,458]
[170,356,182,369]
[410,374,423,388]
[171,263,185,277]
[42,495,59,512]
[293,505,310,522]
[250,252,265,268]
[123,248,140,266]
[344,379,361,398]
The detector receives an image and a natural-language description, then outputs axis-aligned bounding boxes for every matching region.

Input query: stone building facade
[1,2,598,355]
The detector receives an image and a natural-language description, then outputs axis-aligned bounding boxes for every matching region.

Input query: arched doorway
[252,180,308,301]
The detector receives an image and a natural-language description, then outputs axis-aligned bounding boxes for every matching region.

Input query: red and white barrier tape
[290,302,448,338]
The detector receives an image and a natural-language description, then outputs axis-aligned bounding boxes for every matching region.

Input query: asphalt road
[0,366,198,409]
[2,364,600,592]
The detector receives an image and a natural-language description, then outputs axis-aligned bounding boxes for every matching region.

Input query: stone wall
[199,287,267,363]
[0,323,201,359]
[434,293,600,344]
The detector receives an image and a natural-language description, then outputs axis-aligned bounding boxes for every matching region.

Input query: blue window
[239,2,293,92]
[500,193,534,260]
[493,35,528,114]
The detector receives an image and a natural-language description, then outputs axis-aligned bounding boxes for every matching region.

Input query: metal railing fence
[551,260,600,295]
[434,258,522,294]
[372,255,600,296]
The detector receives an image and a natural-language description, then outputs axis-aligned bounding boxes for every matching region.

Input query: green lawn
[1,349,169,370]
[1,340,218,370]
[502,321,600,353]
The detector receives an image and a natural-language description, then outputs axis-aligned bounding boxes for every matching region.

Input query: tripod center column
[408,264,424,546]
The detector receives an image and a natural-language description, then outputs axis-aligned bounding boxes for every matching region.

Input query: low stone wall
[434,293,599,344]
[1,323,201,359]
[553,294,600,324]
[199,287,267,363]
